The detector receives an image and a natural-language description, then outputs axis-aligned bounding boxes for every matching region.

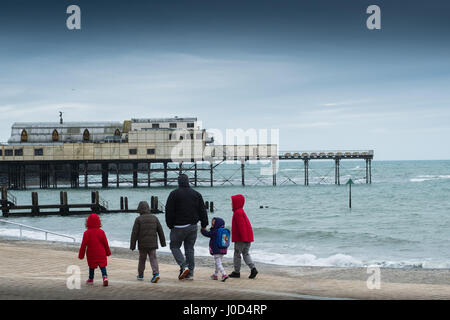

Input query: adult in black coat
[165,174,208,280]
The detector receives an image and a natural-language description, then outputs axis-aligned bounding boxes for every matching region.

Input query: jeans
[89,266,107,280]
[138,248,159,276]
[170,224,198,275]
[233,242,255,273]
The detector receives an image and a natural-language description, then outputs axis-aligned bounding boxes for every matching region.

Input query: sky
[0,0,449,160]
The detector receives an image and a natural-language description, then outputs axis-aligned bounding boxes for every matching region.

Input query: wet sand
[1,239,450,300]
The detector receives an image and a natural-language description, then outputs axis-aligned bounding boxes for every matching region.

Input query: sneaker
[221,274,229,282]
[103,276,109,286]
[210,274,218,280]
[137,275,144,281]
[185,272,194,280]
[229,271,240,278]
[249,267,258,279]
[86,279,94,285]
[178,267,190,280]
[151,273,160,283]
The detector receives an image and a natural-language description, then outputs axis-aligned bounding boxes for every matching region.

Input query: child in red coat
[229,194,258,279]
[78,213,111,286]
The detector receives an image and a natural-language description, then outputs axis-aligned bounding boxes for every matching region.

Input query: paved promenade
[1,240,450,300]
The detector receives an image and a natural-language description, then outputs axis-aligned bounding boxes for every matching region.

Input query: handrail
[279,150,374,155]
[0,219,76,243]
[7,193,17,205]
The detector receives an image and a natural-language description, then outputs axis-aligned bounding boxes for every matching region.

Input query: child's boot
[86,279,94,285]
[103,276,109,286]
[249,267,258,279]
[221,274,229,282]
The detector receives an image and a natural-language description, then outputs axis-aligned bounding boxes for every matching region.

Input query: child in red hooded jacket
[78,213,111,286]
[229,194,258,279]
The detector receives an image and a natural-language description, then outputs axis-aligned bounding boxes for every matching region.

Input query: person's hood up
[178,174,190,188]
[212,217,225,229]
[86,213,101,229]
[231,194,245,212]
[137,201,150,215]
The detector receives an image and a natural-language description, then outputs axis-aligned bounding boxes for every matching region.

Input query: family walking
[78,174,258,285]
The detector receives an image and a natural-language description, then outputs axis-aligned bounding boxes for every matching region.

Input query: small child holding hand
[201,217,229,282]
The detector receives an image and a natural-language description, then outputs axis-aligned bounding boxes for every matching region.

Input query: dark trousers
[170,224,198,275]
[138,248,159,276]
[89,266,107,280]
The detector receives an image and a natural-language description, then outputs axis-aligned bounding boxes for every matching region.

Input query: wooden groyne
[0,187,215,218]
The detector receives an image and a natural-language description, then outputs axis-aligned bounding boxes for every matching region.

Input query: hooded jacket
[200,217,228,255]
[165,174,208,229]
[78,213,111,269]
[231,194,254,243]
[130,201,166,250]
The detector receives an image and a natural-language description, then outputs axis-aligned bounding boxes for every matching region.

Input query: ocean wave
[410,175,450,182]
[2,228,450,269]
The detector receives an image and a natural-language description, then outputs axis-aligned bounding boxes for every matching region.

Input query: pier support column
[84,162,88,188]
[116,163,120,188]
[132,162,138,188]
[39,164,50,189]
[101,163,109,188]
[70,163,79,188]
[369,159,372,184]
[147,162,151,187]
[335,159,341,185]
[194,162,198,187]
[163,162,168,187]
[304,159,309,186]
[365,159,369,184]
[1,187,9,217]
[241,160,245,186]
[272,158,277,186]
[210,162,214,187]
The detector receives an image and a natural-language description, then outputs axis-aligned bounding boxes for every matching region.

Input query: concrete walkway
[1,241,450,300]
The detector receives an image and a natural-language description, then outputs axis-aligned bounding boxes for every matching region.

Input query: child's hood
[212,217,225,229]
[86,213,101,229]
[231,194,245,212]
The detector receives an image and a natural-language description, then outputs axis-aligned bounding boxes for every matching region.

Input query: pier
[0,150,373,189]
[0,117,373,189]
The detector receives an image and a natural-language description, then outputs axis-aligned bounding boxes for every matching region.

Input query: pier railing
[0,219,76,242]
[278,150,374,160]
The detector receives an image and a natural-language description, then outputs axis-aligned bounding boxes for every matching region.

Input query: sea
[1,159,450,269]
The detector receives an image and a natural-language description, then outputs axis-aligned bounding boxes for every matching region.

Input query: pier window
[152,123,160,129]
[34,148,44,156]
[20,129,28,142]
[0,150,2,156]
[190,133,194,140]
[129,148,137,155]
[147,148,155,155]
[52,129,59,142]
[169,133,174,140]
[114,129,121,136]
[170,123,177,128]
[83,129,90,142]
[14,149,23,156]
[5,149,13,156]
[179,134,184,140]
[187,122,194,128]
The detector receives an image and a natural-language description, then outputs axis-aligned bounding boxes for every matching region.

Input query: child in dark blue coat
[201,217,229,282]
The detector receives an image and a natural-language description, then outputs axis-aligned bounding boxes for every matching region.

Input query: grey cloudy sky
[1,0,450,160]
